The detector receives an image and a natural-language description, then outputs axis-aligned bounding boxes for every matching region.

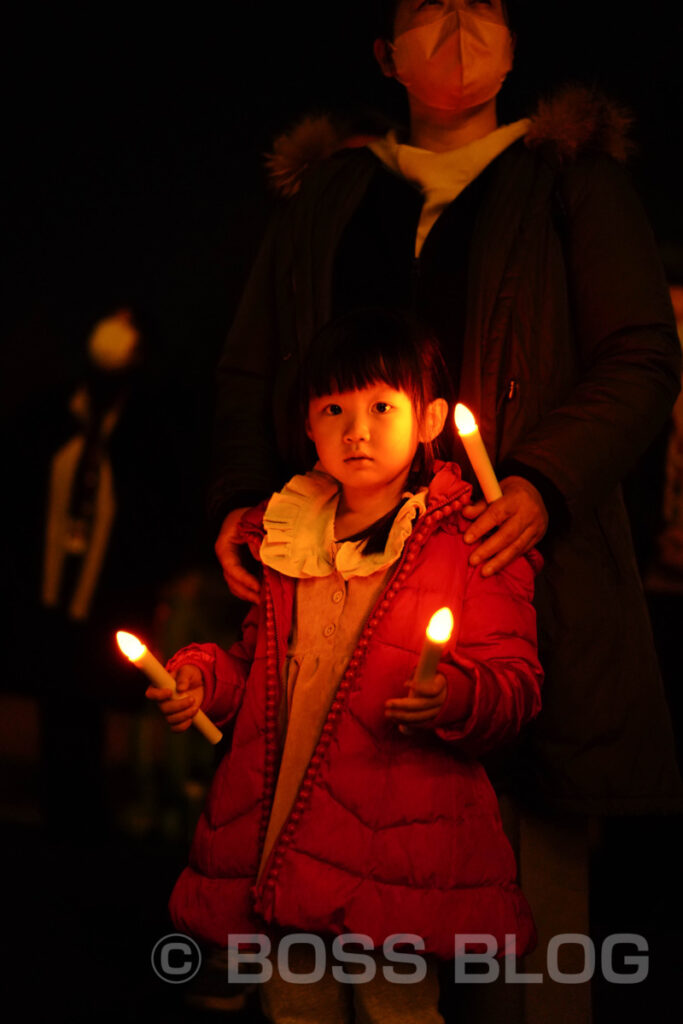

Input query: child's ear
[305,418,313,441]
[420,398,449,443]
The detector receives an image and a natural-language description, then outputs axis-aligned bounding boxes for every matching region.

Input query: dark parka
[210,87,683,815]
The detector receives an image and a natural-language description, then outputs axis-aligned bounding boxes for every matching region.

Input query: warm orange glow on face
[426,607,454,644]
[116,630,146,662]
[454,403,477,436]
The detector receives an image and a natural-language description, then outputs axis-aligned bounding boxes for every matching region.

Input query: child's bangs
[308,347,419,403]
[305,312,424,407]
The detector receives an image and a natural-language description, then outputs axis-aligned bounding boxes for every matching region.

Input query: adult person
[208,1,682,1016]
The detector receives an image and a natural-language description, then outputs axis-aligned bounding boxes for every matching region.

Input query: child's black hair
[299,307,456,493]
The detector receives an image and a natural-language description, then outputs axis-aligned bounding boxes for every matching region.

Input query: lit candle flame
[454,403,477,436]
[426,607,454,644]
[116,630,147,662]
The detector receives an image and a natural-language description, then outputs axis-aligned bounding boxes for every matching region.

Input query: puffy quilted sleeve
[165,603,260,728]
[431,551,543,757]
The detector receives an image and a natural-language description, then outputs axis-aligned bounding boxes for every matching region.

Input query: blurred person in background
[2,305,186,837]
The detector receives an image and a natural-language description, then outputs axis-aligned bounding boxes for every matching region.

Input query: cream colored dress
[256,468,427,879]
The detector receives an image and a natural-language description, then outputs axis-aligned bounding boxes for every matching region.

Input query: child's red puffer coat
[168,462,543,959]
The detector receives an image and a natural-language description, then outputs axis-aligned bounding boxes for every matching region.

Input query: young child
[147,308,543,1023]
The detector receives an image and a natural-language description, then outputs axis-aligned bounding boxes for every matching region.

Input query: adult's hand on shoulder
[461,476,548,576]
[215,507,261,603]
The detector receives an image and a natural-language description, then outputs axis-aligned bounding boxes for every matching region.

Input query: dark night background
[3,3,683,1022]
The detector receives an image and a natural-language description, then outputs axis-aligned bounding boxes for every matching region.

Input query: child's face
[306,383,421,497]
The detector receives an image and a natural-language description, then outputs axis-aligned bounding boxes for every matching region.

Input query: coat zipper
[254,579,284,889]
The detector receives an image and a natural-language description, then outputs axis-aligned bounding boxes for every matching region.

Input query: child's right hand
[145,665,205,732]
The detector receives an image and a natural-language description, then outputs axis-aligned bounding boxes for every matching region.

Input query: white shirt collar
[367,119,530,256]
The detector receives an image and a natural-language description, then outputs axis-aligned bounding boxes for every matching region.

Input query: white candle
[454,403,503,503]
[116,631,223,745]
[398,607,456,735]
[414,607,455,685]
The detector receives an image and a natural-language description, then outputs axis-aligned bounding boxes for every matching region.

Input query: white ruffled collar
[260,466,427,580]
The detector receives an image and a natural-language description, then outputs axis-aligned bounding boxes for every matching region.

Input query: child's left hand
[384,673,447,729]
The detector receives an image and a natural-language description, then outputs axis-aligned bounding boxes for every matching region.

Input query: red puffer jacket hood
[169,462,543,958]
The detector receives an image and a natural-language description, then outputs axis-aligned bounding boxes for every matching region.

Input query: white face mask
[391,9,514,113]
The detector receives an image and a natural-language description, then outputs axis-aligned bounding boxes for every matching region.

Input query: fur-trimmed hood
[266,85,633,198]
